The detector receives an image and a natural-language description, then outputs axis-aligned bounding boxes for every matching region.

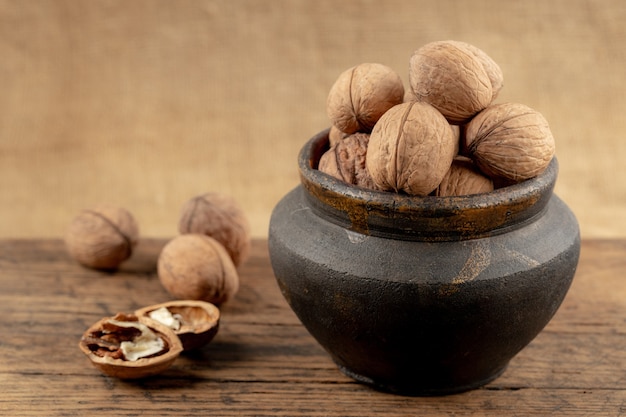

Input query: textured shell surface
[366,101,457,196]
[327,63,404,134]
[409,41,493,124]
[465,102,555,182]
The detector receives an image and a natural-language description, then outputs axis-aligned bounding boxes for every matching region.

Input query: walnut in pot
[327,63,404,134]
[328,124,349,147]
[318,132,379,190]
[434,156,494,197]
[409,40,501,124]
[447,40,504,101]
[464,102,555,183]
[366,101,458,196]
[65,205,139,270]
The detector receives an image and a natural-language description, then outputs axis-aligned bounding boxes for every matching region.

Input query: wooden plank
[1,376,624,417]
[0,238,625,416]
[1,311,624,389]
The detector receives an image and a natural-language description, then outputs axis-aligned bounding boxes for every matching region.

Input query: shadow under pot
[268,129,580,396]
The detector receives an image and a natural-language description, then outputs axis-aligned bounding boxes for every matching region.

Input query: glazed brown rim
[299,129,557,241]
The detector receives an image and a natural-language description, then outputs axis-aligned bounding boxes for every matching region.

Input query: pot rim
[298,129,558,241]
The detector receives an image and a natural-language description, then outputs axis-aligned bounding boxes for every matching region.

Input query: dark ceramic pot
[268,129,580,396]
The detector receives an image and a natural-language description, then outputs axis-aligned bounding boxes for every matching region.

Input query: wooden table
[1,239,625,416]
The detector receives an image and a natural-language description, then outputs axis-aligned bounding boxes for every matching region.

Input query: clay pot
[268,129,580,396]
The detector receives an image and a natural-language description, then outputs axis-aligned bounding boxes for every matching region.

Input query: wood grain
[0,239,625,416]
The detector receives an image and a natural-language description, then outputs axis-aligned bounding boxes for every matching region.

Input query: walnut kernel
[136,300,220,351]
[78,313,182,379]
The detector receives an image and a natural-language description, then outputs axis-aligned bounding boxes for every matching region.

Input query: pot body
[268,130,580,396]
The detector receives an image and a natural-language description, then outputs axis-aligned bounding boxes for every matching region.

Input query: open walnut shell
[78,313,183,379]
[135,300,220,351]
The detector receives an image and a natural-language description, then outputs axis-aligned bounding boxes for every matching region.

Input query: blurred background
[1,0,624,239]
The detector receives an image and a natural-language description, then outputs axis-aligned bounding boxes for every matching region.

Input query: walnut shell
[157,234,239,305]
[327,63,404,134]
[366,101,458,196]
[409,40,496,124]
[434,156,494,196]
[136,300,220,351]
[403,87,417,103]
[447,40,504,101]
[65,205,139,270]
[78,313,183,379]
[328,124,349,147]
[178,192,251,267]
[318,132,379,190]
[464,102,556,183]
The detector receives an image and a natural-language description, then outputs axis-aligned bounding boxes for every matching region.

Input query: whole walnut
[409,40,502,124]
[157,234,239,305]
[464,102,555,183]
[366,101,458,196]
[65,205,139,270]
[434,156,494,197]
[327,63,405,134]
[447,40,504,101]
[178,192,251,267]
[318,132,379,190]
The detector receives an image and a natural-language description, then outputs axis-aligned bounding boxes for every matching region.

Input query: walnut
[78,313,183,379]
[450,123,462,152]
[328,124,349,147]
[464,102,556,183]
[434,156,494,196]
[157,234,239,305]
[326,63,404,134]
[447,40,504,101]
[65,205,139,270]
[409,40,501,124]
[366,101,458,196]
[136,300,220,351]
[404,87,417,103]
[178,192,251,267]
[318,132,379,190]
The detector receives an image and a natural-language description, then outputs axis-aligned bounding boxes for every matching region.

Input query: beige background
[1,0,624,239]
